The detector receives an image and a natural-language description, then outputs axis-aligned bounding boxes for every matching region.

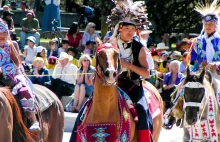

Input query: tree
[146,0,203,34]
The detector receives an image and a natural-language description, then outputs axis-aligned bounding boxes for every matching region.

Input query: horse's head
[183,67,206,125]
[95,40,121,85]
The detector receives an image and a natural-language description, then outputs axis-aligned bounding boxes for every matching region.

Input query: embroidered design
[81,134,86,142]
[20,98,35,111]
[92,127,110,141]
[0,23,7,33]
[123,108,129,122]
[121,131,128,142]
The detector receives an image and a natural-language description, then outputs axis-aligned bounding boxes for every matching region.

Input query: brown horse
[0,84,64,142]
[70,42,163,142]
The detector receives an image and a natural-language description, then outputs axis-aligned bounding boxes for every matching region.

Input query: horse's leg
[183,127,190,142]
[45,100,64,142]
[152,114,163,142]
[0,94,13,142]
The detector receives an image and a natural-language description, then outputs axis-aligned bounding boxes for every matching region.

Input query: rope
[25,72,93,77]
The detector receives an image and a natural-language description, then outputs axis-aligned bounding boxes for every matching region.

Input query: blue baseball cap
[26,36,36,44]
[203,14,218,23]
[160,51,169,56]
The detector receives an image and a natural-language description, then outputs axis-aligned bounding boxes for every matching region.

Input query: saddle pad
[33,84,56,112]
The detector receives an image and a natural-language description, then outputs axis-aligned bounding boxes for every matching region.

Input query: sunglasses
[91,26,96,28]
[83,59,89,62]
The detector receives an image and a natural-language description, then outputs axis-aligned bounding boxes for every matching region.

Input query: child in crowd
[67,48,79,68]
[35,46,48,66]
[84,41,95,55]
[47,56,58,75]
[23,36,38,64]
[58,39,69,57]
[30,57,50,86]
[47,39,59,58]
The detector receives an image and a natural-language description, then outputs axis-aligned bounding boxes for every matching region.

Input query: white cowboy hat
[156,43,169,50]
[58,52,73,61]
[171,51,182,57]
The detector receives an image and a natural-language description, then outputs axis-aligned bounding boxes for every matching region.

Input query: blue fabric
[47,49,59,58]
[42,0,61,31]
[163,72,185,85]
[179,62,186,73]
[30,67,50,85]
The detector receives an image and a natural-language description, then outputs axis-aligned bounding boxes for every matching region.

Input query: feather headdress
[107,0,149,29]
[195,0,220,23]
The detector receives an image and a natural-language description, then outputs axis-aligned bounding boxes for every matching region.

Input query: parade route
[62,112,184,142]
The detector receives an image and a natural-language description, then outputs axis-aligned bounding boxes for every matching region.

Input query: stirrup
[29,122,41,132]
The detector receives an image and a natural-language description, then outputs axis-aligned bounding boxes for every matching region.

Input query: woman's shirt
[163,72,185,86]
[82,32,100,46]
[66,33,82,48]
[30,67,50,85]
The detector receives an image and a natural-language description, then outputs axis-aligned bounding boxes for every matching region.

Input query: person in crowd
[47,39,59,58]
[82,22,100,50]
[161,60,184,112]
[2,10,16,40]
[10,2,17,10]
[139,27,152,48]
[35,46,48,66]
[45,52,78,99]
[27,0,36,10]
[72,54,94,112]
[58,39,69,57]
[156,42,169,56]
[30,57,50,85]
[160,32,169,46]
[180,38,193,53]
[103,26,114,42]
[171,51,182,60]
[67,48,79,68]
[158,51,170,74]
[3,5,9,11]
[66,0,80,12]
[180,52,189,74]
[20,1,27,11]
[20,10,40,50]
[66,22,82,49]
[84,40,95,55]
[47,56,58,75]
[42,0,61,31]
[23,36,38,64]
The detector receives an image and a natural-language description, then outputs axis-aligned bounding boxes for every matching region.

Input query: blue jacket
[30,67,50,85]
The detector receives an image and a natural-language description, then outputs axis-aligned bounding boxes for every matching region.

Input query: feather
[195,0,220,16]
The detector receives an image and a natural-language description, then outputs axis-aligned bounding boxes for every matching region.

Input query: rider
[108,1,153,141]
[0,19,40,132]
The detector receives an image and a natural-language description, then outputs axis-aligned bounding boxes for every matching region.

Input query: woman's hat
[36,46,46,53]
[58,52,73,61]
[26,36,36,44]
[156,43,169,50]
[171,51,182,57]
[3,10,14,16]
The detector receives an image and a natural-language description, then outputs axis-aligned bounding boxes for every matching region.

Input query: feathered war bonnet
[107,0,149,40]
[195,0,220,34]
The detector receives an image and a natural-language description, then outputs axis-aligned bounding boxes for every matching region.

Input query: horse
[165,68,220,141]
[0,81,64,142]
[70,41,163,142]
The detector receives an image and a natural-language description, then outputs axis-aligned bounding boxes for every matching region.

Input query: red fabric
[137,130,151,142]
[66,33,82,47]
[76,126,81,142]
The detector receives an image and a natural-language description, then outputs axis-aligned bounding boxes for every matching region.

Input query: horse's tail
[0,87,34,142]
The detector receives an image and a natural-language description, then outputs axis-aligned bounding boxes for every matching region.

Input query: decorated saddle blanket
[143,86,161,119]
[33,84,56,112]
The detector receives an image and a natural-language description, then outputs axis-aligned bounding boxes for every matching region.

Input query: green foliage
[146,0,203,34]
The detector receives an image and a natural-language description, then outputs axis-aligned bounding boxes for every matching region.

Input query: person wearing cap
[10,1,17,10]
[156,42,169,56]
[0,18,41,132]
[30,57,50,85]
[58,38,69,57]
[1,10,16,40]
[45,52,78,100]
[171,51,182,60]
[20,10,40,50]
[47,56,58,74]
[34,46,48,66]
[3,5,9,11]
[23,36,38,64]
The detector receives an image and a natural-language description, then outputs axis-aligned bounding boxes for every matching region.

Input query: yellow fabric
[33,56,48,66]
[158,62,168,73]
[70,58,79,68]
[91,57,96,67]
[47,64,56,69]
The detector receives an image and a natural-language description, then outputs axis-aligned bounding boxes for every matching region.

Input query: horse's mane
[0,87,34,142]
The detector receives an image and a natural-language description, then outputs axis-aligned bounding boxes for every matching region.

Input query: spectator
[35,46,48,66]
[158,52,170,74]
[3,5,9,11]
[160,32,170,46]
[2,10,16,40]
[20,1,27,11]
[47,56,58,74]
[58,39,69,57]
[30,57,50,86]
[23,36,38,64]
[161,60,184,112]
[20,10,40,50]
[156,43,169,56]
[66,0,80,12]
[45,52,78,99]
[180,52,189,74]
[42,0,61,31]
[67,48,79,68]
[47,39,59,58]
[10,2,17,10]
[27,0,36,10]
[82,22,100,50]
[180,38,192,53]
[103,26,114,42]
[66,23,82,49]
[72,54,94,112]
[139,28,152,47]
[84,41,95,55]
[171,51,182,60]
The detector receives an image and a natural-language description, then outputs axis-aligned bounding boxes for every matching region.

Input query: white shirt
[45,0,60,6]
[58,48,65,57]
[24,45,38,64]
[204,33,215,62]
[52,62,78,85]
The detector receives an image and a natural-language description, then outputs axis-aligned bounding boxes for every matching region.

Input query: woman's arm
[10,19,15,32]
[76,70,84,84]
[85,71,94,86]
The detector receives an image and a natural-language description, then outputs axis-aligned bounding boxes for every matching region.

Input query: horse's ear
[199,69,205,83]
[95,37,103,47]
[117,55,122,75]
[186,67,190,78]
